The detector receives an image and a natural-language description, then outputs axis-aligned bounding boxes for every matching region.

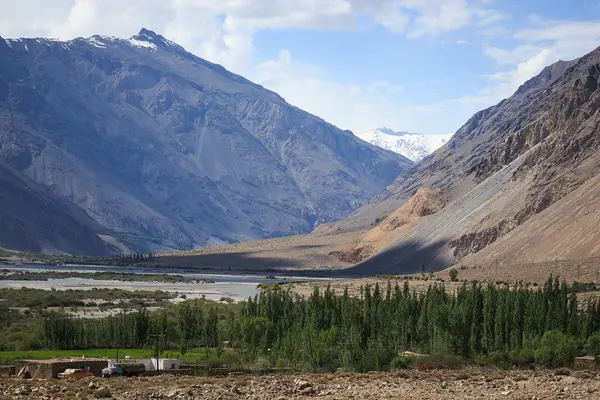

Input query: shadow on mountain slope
[158,251,299,271]
[343,239,450,276]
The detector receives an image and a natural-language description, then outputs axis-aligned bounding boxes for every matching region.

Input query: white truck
[101,361,145,378]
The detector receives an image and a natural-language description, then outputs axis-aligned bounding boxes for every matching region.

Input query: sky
[1,1,600,134]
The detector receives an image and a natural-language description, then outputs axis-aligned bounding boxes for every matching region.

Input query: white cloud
[2,1,596,135]
[0,1,501,65]
[408,0,484,37]
[252,49,447,133]
[0,0,501,134]
[461,19,600,108]
[458,48,555,107]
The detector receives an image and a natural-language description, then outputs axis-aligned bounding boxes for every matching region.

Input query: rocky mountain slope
[0,29,411,253]
[0,164,110,255]
[342,49,600,275]
[355,127,452,162]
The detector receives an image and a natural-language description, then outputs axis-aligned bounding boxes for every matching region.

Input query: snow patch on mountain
[87,37,107,48]
[355,127,453,162]
[127,38,157,51]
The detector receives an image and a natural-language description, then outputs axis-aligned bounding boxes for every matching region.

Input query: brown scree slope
[330,187,444,264]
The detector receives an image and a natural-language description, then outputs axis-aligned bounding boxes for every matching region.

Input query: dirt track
[2,369,600,399]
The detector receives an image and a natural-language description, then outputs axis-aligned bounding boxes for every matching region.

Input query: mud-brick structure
[0,365,15,377]
[18,358,108,378]
[574,356,597,370]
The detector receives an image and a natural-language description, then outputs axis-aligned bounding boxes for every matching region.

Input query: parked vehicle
[57,368,94,379]
[102,362,145,377]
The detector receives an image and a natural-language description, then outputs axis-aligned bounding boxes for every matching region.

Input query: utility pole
[149,334,164,371]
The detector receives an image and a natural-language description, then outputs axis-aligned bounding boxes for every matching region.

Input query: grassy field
[0,349,152,362]
[0,348,224,364]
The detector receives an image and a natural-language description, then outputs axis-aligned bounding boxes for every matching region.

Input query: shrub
[251,355,272,371]
[486,351,510,368]
[520,348,535,366]
[585,332,600,357]
[449,269,458,282]
[374,215,388,225]
[390,356,411,371]
[219,297,235,303]
[571,282,597,293]
[534,331,577,368]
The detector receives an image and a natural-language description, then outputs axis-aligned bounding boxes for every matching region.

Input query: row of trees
[41,277,600,371]
[42,304,222,353]
[111,253,156,262]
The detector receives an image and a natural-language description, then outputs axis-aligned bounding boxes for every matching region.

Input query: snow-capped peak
[87,36,107,48]
[355,127,453,162]
[129,28,185,53]
[376,126,402,136]
[127,38,158,51]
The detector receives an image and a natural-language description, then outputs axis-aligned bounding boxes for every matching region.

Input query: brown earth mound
[331,188,444,263]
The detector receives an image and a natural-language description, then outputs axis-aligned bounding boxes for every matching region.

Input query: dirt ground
[153,231,362,273]
[444,258,600,286]
[292,275,466,298]
[2,369,600,399]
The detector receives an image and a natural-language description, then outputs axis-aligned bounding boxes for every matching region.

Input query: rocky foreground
[1,369,600,399]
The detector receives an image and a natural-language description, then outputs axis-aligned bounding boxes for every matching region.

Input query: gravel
[0,368,599,399]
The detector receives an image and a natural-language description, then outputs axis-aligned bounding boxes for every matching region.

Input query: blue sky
[2,0,600,134]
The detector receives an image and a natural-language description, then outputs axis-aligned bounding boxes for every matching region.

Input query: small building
[401,351,428,358]
[574,356,597,370]
[18,358,108,379]
[131,358,181,372]
[153,359,180,371]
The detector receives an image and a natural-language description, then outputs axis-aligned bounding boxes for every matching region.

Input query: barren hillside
[0,29,409,254]
[344,48,600,275]
[151,44,600,282]
[154,230,360,272]
[330,188,445,264]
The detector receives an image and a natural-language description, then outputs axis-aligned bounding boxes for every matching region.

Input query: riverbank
[0,264,321,303]
[0,271,191,284]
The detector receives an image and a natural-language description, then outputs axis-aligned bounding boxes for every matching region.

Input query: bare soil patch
[1,369,599,399]
[154,231,362,272]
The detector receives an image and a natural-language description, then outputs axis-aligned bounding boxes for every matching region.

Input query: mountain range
[339,50,600,275]
[354,128,452,162]
[199,47,600,280]
[0,29,411,254]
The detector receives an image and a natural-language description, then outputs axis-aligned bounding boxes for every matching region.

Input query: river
[0,264,314,302]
